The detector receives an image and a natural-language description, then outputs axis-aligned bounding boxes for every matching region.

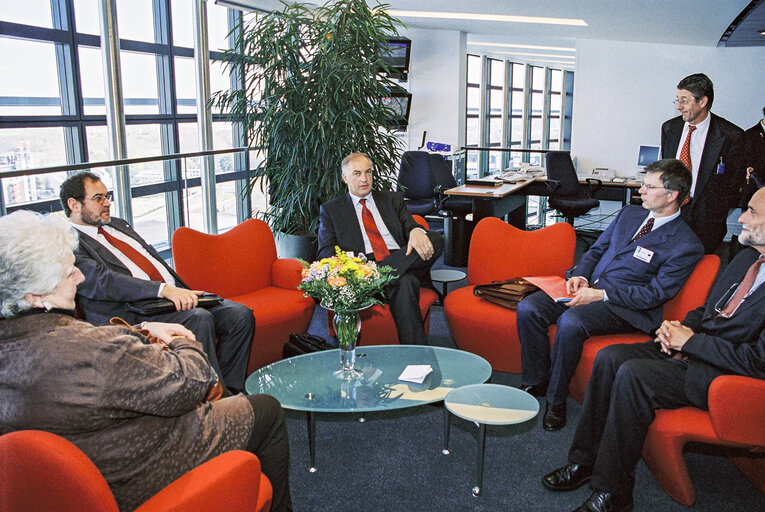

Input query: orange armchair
[567,254,720,403]
[642,375,765,505]
[0,430,272,512]
[444,218,577,372]
[326,215,439,345]
[172,219,315,372]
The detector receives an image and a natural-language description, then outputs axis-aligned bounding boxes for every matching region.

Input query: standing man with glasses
[59,172,253,394]
[661,73,743,254]
[540,185,765,512]
[516,159,703,431]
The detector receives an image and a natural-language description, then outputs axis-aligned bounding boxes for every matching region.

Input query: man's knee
[556,309,588,339]
[428,231,444,257]
[247,394,284,427]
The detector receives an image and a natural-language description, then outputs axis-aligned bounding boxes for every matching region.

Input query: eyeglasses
[673,97,695,107]
[640,183,667,191]
[81,191,113,204]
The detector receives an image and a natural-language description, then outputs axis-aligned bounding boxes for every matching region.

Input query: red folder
[523,275,575,303]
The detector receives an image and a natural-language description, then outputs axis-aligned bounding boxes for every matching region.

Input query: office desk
[445,177,641,225]
[444,179,538,222]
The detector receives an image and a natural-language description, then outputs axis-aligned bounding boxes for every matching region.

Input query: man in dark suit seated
[541,185,765,512]
[661,72,743,254]
[517,159,704,431]
[317,152,443,345]
[60,172,253,393]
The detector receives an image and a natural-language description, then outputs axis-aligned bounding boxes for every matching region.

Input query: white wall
[399,27,466,152]
[571,39,765,177]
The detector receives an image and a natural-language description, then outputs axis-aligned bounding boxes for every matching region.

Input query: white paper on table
[398,364,433,384]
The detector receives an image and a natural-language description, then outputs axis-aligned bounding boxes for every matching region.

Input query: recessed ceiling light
[470,42,576,52]
[386,10,588,27]
[487,51,575,60]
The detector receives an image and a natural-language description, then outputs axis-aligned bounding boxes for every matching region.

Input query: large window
[0,0,251,254]
[464,54,574,176]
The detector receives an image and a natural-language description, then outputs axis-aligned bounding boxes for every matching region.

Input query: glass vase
[333,309,362,377]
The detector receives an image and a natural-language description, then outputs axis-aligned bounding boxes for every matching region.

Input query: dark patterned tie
[359,199,390,261]
[98,227,165,282]
[679,125,696,171]
[630,217,654,243]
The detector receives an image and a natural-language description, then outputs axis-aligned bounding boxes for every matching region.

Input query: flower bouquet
[299,247,397,374]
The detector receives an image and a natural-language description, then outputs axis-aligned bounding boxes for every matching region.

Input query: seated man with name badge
[516,159,704,431]
[60,172,253,394]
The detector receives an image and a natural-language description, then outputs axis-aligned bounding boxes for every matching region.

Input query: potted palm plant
[212,0,406,258]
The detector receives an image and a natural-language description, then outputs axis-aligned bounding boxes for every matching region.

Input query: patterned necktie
[359,199,390,261]
[718,256,765,317]
[679,124,696,171]
[98,227,165,282]
[630,217,654,243]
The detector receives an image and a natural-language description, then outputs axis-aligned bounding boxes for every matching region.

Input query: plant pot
[275,232,317,261]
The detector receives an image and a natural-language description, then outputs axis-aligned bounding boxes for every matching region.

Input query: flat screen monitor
[637,145,661,168]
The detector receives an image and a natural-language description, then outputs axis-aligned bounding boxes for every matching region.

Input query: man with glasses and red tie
[59,172,253,394]
[540,184,765,512]
[661,73,743,254]
[317,152,443,345]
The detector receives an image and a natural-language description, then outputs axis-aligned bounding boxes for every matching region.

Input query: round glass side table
[443,383,539,496]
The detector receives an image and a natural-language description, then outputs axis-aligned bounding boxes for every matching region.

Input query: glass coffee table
[245,345,492,471]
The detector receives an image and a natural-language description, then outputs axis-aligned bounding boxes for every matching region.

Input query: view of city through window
[0,1,256,249]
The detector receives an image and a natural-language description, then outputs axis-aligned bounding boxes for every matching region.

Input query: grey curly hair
[0,210,79,317]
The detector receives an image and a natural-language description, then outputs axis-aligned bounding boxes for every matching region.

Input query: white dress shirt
[71,223,176,291]
[675,113,711,197]
[630,209,681,240]
[349,193,401,255]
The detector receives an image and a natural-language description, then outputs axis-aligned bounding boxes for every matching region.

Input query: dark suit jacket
[74,217,189,325]
[573,205,704,333]
[317,191,422,260]
[734,121,765,207]
[661,113,744,253]
[680,247,765,408]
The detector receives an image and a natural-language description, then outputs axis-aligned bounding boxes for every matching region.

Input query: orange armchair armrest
[708,375,765,447]
[137,450,270,512]
[272,258,305,290]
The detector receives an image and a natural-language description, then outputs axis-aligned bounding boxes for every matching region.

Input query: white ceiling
[219,0,762,64]
[382,1,752,47]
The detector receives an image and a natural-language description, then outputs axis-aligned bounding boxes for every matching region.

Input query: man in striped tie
[540,185,765,512]
[60,172,253,394]
[317,153,443,345]
[660,73,743,254]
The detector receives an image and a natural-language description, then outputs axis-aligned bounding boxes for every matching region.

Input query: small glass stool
[443,383,539,496]
[430,268,466,305]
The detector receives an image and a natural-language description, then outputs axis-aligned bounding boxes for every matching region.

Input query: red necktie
[359,199,390,261]
[719,256,764,317]
[630,217,654,243]
[679,125,696,172]
[98,227,165,282]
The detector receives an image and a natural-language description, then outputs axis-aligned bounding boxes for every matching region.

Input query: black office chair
[429,153,474,267]
[397,151,437,216]
[545,151,602,225]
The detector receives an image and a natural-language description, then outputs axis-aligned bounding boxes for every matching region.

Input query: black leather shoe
[543,402,566,431]
[541,463,592,491]
[518,382,548,397]
[572,490,633,512]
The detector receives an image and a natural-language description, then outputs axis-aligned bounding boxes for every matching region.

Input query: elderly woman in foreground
[0,211,292,512]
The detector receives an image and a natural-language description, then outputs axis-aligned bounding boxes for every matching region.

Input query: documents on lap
[522,276,574,303]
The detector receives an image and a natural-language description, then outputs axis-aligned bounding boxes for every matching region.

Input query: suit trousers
[516,291,633,405]
[568,341,691,496]
[379,231,444,345]
[146,299,254,390]
[245,394,293,512]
